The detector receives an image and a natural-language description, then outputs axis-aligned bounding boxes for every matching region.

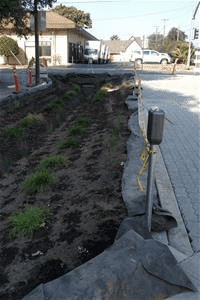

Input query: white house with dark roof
[0,11,98,65]
[103,36,145,62]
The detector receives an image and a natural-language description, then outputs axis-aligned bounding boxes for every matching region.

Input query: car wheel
[161,59,168,65]
[135,59,142,65]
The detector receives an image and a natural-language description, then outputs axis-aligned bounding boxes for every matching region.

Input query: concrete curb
[0,79,52,109]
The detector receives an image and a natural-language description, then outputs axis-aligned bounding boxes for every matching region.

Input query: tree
[0,35,19,63]
[0,0,57,37]
[110,35,120,40]
[168,41,195,64]
[148,33,164,51]
[52,4,92,29]
[166,27,186,42]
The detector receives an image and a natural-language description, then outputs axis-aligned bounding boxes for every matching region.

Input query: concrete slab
[155,147,194,256]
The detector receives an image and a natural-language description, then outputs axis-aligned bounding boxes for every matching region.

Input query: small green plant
[18,117,38,129]
[19,168,57,195]
[43,99,64,113]
[56,136,79,149]
[2,127,25,141]
[65,90,77,99]
[71,83,81,93]
[73,116,93,128]
[37,154,71,169]
[7,205,54,241]
[69,125,86,137]
[63,93,71,102]
[93,89,107,104]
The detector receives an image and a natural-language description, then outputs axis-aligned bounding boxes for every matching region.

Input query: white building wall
[116,41,142,62]
[55,35,68,65]
[0,30,90,65]
[0,55,6,64]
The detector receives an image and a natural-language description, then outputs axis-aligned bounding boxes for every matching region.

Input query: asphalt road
[0,63,132,101]
[138,71,200,253]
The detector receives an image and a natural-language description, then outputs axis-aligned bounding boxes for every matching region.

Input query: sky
[49,0,200,47]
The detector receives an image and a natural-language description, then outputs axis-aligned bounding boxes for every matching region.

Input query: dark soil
[0,73,133,300]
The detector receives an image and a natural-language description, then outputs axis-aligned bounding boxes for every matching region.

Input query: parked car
[130,49,172,64]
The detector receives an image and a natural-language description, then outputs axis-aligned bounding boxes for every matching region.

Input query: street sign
[29,11,46,32]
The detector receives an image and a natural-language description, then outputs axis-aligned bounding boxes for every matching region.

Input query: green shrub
[0,36,19,57]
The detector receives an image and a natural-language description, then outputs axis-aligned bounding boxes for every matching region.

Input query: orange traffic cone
[13,66,21,93]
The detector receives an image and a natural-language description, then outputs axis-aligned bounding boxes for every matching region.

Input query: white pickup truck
[130,49,172,65]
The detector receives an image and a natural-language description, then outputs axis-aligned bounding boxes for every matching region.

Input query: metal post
[146,107,165,232]
[146,145,157,232]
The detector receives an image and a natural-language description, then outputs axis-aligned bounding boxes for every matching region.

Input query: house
[103,36,145,62]
[0,11,98,65]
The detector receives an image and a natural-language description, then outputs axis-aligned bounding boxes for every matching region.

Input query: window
[84,49,98,55]
[143,51,150,55]
[39,41,51,56]
[151,51,159,56]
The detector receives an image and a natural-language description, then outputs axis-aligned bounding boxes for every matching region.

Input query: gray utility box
[147,107,165,145]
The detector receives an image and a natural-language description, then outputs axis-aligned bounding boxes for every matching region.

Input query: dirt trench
[0,72,134,300]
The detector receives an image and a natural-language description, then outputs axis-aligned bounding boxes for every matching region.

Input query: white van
[130,49,172,64]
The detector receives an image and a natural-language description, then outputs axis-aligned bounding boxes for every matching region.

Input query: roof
[74,28,99,41]
[103,37,143,53]
[45,11,76,29]
[0,11,98,40]
[0,11,76,30]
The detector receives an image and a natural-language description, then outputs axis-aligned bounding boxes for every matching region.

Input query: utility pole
[34,0,40,85]
[177,27,179,41]
[192,1,200,69]
[161,19,169,47]
[161,19,169,37]
[153,26,159,46]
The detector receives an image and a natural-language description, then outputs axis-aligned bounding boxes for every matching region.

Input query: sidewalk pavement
[136,95,200,299]
[0,72,199,299]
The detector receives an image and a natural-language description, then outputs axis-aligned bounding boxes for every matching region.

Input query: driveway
[137,71,200,252]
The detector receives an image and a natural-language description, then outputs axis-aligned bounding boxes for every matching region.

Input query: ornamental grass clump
[19,168,57,195]
[7,205,54,241]
[57,136,80,149]
[93,89,107,104]
[71,83,81,93]
[37,155,71,169]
